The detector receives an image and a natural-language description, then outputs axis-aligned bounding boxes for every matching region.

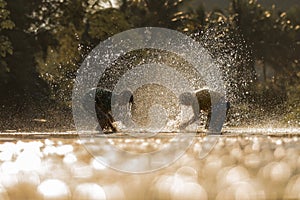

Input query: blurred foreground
[0,129,300,199]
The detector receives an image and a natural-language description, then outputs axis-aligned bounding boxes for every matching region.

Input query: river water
[0,128,300,200]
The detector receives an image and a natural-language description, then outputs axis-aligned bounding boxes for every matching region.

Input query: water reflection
[73,183,106,200]
[0,131,299,199]
[38,179,70,200]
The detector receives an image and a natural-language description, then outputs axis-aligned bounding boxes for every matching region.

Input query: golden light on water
[73,183,106,200]
[0,129,300,199]
[38,179,70,200]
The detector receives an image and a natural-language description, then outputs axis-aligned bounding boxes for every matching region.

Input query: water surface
[0,128,300,199]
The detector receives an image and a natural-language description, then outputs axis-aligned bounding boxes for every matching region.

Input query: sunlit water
[0,128,300,199]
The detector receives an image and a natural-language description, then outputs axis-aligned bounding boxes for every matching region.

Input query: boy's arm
[179,115,198,129]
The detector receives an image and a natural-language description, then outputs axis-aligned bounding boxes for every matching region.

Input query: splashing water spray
[72,27,228,173]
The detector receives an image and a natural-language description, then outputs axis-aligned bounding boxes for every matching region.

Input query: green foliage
[88,8,130,40]
[31,0,86,103]
[0,0,52,105]
[33,1,131,104]
[0,0,14,31]
[229,0,300,79]
[0,36,12,57]
[0,0,299,125]
[226,0,299,115]
[121,0,192,30]
[0,0,14,83]
[35,25,81,104]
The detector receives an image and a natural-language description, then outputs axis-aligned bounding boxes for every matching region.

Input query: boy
[179,89,230,130]
[82,88,133,132]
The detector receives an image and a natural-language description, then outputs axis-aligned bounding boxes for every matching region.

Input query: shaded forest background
[0,0,299,131]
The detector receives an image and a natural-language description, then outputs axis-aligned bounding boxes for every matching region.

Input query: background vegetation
[0,0,299,130]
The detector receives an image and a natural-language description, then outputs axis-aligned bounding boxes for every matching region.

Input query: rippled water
[0,128,300,200]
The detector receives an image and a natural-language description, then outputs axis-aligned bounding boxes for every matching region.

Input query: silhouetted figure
[179,89,230,130]
[82,88,133,132]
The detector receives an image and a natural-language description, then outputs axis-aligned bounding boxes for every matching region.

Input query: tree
[229,0,299,82]
[199,10,256,103]
[227,0,300,110]
[33,0,131,104]
[2,0,49,104]
[0,0,14,88]
[120,0,192,31]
